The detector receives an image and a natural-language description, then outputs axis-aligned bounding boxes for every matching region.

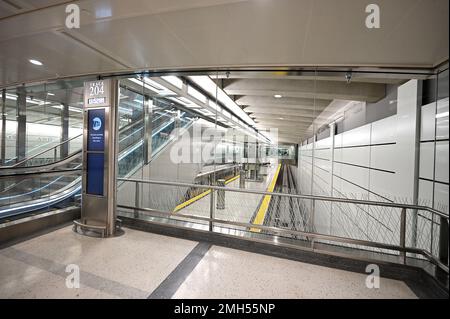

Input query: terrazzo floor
[0,225,417,299]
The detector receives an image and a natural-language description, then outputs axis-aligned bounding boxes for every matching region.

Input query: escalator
[0,109,196,220]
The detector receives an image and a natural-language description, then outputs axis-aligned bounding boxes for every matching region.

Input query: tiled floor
[173,246,417,299]
[174,165,277,226]
[0,226,417,299]
[0,226,197,298]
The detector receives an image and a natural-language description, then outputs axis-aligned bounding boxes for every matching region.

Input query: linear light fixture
[436,111,449,119]
[68,106,83,113]
[50,104,63,110]
[188,76,255,126]
[187,85,206,103]
[162,76,183,89]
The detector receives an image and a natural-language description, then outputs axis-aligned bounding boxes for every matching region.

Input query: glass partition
[0,69,447,273]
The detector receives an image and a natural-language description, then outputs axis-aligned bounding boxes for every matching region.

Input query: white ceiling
[0,0,448,89]
[0,0,448,144]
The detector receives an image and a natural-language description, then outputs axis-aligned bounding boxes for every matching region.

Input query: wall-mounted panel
[370,144,397,172]
[418,179,433,207]
[435,141,449,183]
[436,98,449,139]
[434,183,449,213]
[371,115,397,144]
[419,142,435,180]
[369,170,398,201]
[340,146,370,168]
[341,124,371,147]
[421,102,436,141]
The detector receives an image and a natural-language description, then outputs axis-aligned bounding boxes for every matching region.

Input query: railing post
[400,208,407,264]
[438,214,449,266]
[217,179,225,210]
[209,187,215,232]
[239,169,246,189]
[134,181,140,218]
[310,198,315,233]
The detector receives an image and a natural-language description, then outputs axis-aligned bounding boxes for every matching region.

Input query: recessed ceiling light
[47,92,55,96]
[274,94,282,99]
[29,59,43,66]
[279,117,284,120]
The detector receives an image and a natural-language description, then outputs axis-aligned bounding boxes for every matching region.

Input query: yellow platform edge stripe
[250,164,282,233]
[173,174,240,213]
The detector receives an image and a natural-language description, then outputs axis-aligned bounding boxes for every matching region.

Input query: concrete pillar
[61,103,69,158]
[309,129,316,233]
[255,142,259,181]
[1,89,6,165]
[144,97,153,164]
[216,179,225,210]
[16,86,26,162]
[397,79,422,248]
[239,169,246,189]
[329,122,336,235]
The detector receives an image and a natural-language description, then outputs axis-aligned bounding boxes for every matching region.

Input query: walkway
[0,225,417,299]
[172,164,279,232]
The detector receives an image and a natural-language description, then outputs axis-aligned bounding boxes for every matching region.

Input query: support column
[1,89,6,165]
[255,141,259,181]
[397,79,422,248]
[143,97,153,165]
[80,79,119,237]
[16,86,26,162]
[61,103,69,158]
[309,131,316,233]
[329,122,336,235]
[0,88,6,193]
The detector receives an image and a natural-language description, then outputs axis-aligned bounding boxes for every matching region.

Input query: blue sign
[86,108,105,196]
[88,109,105,152]
[87,153,104,196]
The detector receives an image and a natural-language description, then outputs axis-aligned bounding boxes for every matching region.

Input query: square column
[79,79,120,237]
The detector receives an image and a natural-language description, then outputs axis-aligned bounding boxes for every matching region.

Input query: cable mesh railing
[117,177,449,274]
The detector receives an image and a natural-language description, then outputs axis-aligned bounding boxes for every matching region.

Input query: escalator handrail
[0,150,82,175]
[2,133,83,169]
[0,117,193,217]
[0,168,81,180]
[0,119,142,170]
[117,116,178,160]
[119,118,143,135]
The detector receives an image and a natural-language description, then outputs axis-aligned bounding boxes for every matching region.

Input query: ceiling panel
[0,0,447,89]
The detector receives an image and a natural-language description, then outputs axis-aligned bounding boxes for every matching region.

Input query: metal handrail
[2,119,141,170]
[117,177,449,218]
[119,118,143,134]
[118,204,449,274]
[0,168,81,180]
[3,133,83,168]
[117,177,449,274]
[0,150,82,175]
[196,164,241,178]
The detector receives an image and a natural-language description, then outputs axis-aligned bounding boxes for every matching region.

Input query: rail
[0,168,82,179]
[117,177,449,274]
[2,134,83,168]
